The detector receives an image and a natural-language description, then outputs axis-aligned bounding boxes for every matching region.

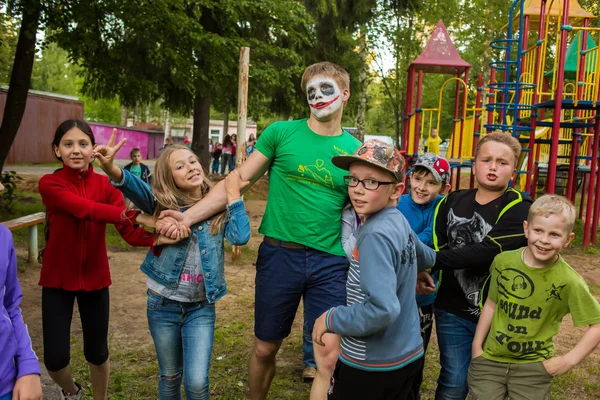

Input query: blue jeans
[303,307,315,368]
[220,153,232,174]
[434,309,478,400]
[147,291,216,400]
[211,159,219,174]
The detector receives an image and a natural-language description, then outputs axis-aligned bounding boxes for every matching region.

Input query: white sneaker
[60,382,84,400]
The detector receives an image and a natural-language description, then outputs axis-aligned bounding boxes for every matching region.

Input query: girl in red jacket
[38,120,155,400]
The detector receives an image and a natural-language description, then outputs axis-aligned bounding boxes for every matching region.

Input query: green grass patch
[242,190,268,201]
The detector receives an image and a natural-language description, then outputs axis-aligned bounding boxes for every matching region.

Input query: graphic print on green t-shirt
[254,119,361,256]
[482,249,600,364]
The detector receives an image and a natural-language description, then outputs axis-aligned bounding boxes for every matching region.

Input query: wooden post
[236,47,250,168]
[28,225,38,264]
[233,47,250,262]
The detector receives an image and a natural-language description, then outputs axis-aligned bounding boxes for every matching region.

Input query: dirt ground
[12,174,600,398]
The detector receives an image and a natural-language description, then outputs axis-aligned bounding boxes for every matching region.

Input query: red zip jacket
[38,164,154,291]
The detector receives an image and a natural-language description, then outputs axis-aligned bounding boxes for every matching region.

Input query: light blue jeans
[434,308,478,400]
[147,290,216,400]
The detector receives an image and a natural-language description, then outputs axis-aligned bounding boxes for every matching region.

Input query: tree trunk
[223,107,229,139]
[193,96,211,171]
[121,106,128,126]
[356,27,367,143]
[164,109,170,142]
[0,3,41,172]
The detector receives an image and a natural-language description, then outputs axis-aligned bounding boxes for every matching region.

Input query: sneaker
[302,366,317,382]
[61,382,84,400]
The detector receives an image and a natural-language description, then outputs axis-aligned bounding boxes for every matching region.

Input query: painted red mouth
[310,96,340,109]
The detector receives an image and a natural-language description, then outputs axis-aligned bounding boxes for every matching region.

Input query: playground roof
[513,0,596,26]
[409,20,470,75]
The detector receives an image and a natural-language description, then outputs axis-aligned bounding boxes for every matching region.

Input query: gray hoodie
[326,206,435,371]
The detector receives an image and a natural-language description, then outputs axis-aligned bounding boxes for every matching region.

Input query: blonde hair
[528,194,576,232]
[301,62,350,93]
[152,145,226,235]
[475,132,521,168]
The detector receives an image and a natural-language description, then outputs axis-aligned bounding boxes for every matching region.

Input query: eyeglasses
[344,176,396,191]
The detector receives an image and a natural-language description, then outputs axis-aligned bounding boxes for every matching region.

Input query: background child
[211,143,222,175]
[469,195,600,400]
[124,147,152,185]
[38,120,155,400]
[424,128,442,155]
[313,139,436,399]
[417,132,532,399]
[94,137,251,399]
[220,134,234,175]
[246,133,256,157]
[398,153,451,399]
[0,184,43,400]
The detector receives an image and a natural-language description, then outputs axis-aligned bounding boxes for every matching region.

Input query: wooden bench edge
[1,212,46,231]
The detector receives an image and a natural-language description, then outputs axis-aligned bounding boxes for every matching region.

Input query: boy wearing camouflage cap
[313,139,436,399]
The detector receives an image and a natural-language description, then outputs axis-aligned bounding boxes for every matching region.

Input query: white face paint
[306,77,343,120]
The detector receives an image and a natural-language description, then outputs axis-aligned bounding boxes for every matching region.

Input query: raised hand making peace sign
[92,128,127,182]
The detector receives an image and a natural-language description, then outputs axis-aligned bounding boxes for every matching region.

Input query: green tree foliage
[30,41,77,95]
[0,10,18,86]
[46,0,313,168]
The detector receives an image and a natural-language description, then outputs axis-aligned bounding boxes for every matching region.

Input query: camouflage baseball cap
[332,139,405,181]
[413,153,451,183]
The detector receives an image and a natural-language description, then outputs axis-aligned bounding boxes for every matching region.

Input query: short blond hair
[528,194,576,231]
[301,62,350,93]
[475,132,521,168]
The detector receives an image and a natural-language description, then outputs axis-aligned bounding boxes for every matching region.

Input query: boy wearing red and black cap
[313,139,436,399]
[397,153,451,399]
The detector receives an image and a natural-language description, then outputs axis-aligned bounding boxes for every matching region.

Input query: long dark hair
[52,119,96,162]
[223,134,233,147]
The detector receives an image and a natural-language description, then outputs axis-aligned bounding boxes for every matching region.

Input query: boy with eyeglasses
[313,139,436,399]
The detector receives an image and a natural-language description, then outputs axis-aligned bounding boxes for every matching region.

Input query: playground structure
[402,0,600,249]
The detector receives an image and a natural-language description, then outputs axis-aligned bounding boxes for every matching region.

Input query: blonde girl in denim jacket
[94,133,250,399]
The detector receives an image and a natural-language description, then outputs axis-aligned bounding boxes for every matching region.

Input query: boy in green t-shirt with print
[469,194,600,400]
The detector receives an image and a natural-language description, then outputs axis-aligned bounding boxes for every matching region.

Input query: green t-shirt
[254,119,361,256]
[129,164,142,179]
[482,248,600,363]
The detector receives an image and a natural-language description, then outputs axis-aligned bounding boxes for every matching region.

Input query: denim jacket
[112,168,250,303]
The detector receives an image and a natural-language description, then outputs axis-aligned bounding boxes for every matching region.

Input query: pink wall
[90,124,151,160]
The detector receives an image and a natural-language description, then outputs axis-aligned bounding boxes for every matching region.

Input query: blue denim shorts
[254,239,348,342]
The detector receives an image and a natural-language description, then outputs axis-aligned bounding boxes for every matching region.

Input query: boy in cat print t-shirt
[417,132,532,399]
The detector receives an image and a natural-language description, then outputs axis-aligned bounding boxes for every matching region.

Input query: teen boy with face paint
[156,62,362,400]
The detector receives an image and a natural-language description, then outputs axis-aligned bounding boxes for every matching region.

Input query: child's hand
[157,211,192,239]
[135,213,156,229]
[13,374,42,400]
[416,271,436,295]
[543,356,574,376]
[93,128,127,180]
[224,170,250,203]
[312,311,329,347]
[153,218,191,246]
[471,346,483,359]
